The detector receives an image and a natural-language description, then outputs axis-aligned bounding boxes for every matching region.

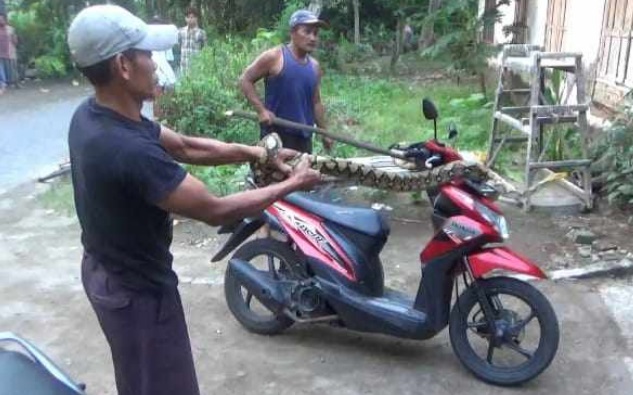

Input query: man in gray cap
[240,9,331,154]
[67,5,320,395]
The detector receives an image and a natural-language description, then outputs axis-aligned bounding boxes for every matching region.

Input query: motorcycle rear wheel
[224,238,298,335]
[449,277,559,386]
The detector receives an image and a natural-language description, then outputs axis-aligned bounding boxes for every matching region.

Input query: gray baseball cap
[289,10,328,29]
[68,4,178,67]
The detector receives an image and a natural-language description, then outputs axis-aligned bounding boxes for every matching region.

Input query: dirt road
[1,181,632,394]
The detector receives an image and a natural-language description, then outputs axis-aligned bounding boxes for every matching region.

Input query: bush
[335,37,375,65]
[9,9,45,70]
[160,37,261,144]
[9,3,75,78]
[187,164,251,196]
[34,55,67,78]
[591,95,633,206]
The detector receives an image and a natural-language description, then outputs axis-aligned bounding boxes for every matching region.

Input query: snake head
[257,133,283,165]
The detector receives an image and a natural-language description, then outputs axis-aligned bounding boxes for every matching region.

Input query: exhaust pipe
[228,259,287,314]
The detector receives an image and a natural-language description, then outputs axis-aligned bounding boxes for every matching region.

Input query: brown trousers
[81,254,200,395]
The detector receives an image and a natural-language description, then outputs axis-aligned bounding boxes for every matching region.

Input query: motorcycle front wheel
[449,277,560,386]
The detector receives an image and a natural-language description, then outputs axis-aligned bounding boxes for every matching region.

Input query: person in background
[151,15,176,119]
[403,20,414,53]
[0,13,18,94]
[240,9,332,154]
[177,7,206,75]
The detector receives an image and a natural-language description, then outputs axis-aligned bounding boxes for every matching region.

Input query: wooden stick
[225,110,408,160]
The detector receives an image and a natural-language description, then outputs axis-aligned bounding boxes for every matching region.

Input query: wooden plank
[528,160,592,170]
[533,169,590,205]
[575,52,593,208]
[626,35,633,86]
[500,106,532,113]
[493,136,529,143]
[622,0,633,85]
[558,0,568,50]
[602,0,619,78]
[627,0,633,27]
[521,115,579,125]
[609,35,620,77]
[596,0,608,77]
[597,0,612,76]
[607,0,617,30]
[546,0,566,51]
[531,104,588,115]
[538,52,582,59]
[613,1,632,83]
[545,0,554,51]
[616,33,628,83]
[500,89,532,94]
[617,0,629,30]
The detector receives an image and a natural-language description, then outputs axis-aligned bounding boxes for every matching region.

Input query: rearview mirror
[422,98,438,120]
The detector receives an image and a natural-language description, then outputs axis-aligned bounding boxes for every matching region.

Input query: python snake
[251,134,493,192]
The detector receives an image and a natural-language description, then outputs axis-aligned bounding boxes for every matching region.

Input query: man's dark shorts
[81,254,199,395]
[261,129,312,154]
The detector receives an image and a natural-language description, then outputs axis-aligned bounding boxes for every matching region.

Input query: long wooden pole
[225,110,408,160]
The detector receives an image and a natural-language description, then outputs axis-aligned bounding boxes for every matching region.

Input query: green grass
[319,70,492,158]
[38,180,75,216]
[186,164,251,196]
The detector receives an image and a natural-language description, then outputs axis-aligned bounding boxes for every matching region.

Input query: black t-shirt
[68,98,187,290]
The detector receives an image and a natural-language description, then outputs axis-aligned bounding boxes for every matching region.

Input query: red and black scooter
[212,100,559,386]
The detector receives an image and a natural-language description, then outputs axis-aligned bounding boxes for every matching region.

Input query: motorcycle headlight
[474,201,509,240]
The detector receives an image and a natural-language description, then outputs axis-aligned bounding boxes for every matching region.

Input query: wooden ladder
[486,44,593,210]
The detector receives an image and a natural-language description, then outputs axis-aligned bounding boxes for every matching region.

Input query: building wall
[481,0,615,107]
[562,0,606,68]
[526,0,548,47]
[482,0,606,66]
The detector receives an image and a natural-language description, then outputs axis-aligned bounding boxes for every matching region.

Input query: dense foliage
[5,0,437,77]
[591,95,633,206]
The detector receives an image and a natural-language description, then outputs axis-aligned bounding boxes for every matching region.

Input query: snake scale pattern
[251,135,492,192]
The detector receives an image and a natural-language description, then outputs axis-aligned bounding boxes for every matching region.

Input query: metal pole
[225,110,409,160]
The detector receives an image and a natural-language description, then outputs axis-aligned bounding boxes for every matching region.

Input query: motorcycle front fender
[467,247,547,279]
[211,216,265,262]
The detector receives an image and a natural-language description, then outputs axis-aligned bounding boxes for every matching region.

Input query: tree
[309,0,323,15]
[385,0,426,71]
[390,10,403,71]
[422,0,508,97]
[420,0,442,49]
[352,0,360,44]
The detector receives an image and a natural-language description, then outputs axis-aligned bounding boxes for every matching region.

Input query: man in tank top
[240,9,332,154]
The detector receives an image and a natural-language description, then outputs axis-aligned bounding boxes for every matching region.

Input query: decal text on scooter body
[443,218,481,244]
[273,203,353,276]
[275,204,334,251]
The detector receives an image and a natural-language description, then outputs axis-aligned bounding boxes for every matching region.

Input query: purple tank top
[264,45,318,138]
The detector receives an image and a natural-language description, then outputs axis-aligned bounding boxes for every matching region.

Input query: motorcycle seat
[0,349,82,395]
[283,192,390,237]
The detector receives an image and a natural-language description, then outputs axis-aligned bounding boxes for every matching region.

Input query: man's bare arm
[313,63,326,129]
[159,125,263,166]
[313,62,331,150]
[239,48,280,123]
[157,157,320,226]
